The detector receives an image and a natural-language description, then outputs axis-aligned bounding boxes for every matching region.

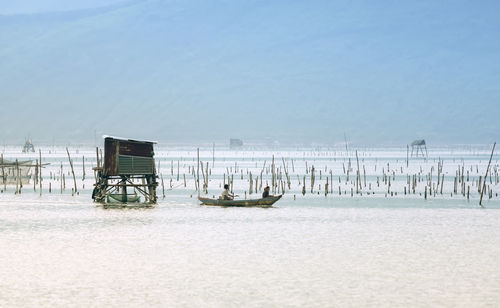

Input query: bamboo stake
[1,154,5,192]
[15,159,19,194]
[197,148,200,197]
[96,147,100,168]
[34,159,38,191]
[271,155,275,194]
[480,142,496,207]
[82,155,86,181]
[39,149,42,195]
[355,150,361,193]
[66,147,77,194]
[407,144,409,168]
[161,173,165,199]
[60,162,63,194]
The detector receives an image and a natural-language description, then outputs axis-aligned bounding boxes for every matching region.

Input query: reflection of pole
[480,142,496,207]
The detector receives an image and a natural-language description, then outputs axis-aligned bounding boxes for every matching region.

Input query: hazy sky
[0,0,125,14]
[1,0,499,145]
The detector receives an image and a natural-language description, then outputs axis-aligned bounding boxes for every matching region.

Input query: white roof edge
[102,135,158,144]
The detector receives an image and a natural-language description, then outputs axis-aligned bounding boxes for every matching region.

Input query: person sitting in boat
[221,184,234,200]
[262,186,272,198]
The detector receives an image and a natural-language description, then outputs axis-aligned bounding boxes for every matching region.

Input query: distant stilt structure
[22,139,35,153]
[410,139,428,158]
[92,136,158,204]
[229,138,243,149]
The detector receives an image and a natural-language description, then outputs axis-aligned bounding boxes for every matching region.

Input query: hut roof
[102,135,157,144]
[411,139,426,146]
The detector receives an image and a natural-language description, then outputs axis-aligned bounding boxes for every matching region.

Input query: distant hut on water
[22,139,35,153]
[411,139,428,157]
[230,138,243,149]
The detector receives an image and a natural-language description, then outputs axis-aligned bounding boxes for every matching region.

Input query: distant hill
[1,0,499,145]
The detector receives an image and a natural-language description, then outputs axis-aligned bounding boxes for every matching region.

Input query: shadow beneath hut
[99,203,155,210]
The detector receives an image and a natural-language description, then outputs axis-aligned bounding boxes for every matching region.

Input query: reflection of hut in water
[411,139,428,157]
[92,136,158,204]
[22,139,35,153]
[230,138,243,149]
[0,158,33,185]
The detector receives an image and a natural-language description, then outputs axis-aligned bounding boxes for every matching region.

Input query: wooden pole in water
[440,173,444,195]
[82,155,86,181]
[205,161,209,193]
[19,159,23,193]
[480,142,496,207]
[231,174,234,194]
[39,149,42,195]
[15,159,19,194]
[197,148,200,197]
[177,160,180,181]
[66,148,77,194]
[271,155,275,194]
[34,159,38,191]
[95,147,100,169]
[161,173,165,199]
[1,154,5,192]
[355,150,361,193]
[407,144,409,168]
[60,162,63,194]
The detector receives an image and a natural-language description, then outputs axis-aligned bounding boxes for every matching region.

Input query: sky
[0,0,499,146]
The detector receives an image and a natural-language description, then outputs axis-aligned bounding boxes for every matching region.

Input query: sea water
[1,146,499,307]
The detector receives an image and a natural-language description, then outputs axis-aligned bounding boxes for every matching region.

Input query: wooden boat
[198,195,282,208]
[106,193,141,203]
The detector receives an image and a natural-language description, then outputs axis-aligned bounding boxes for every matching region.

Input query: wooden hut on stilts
[410,139,428,158]
[92,136,158,204]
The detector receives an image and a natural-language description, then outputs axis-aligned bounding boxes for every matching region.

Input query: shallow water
[1,146,500,307]
[1,194,500,307]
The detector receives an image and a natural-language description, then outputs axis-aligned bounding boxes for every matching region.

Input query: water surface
[1,195,499,307]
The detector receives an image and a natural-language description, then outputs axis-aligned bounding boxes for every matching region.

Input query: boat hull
[198,195,282,207]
